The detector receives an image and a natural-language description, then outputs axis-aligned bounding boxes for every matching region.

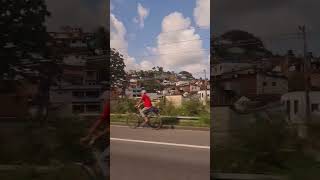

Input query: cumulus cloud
[111,13,140,70]
[147,12,208,77]
[193,0,210,28]
[140,60,155,70]
[133,3,150,28]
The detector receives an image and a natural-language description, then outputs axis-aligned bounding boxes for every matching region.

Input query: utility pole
[204,69,208,105]
[298,25,311,138]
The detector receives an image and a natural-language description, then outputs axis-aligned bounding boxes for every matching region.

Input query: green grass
[212,113,320,179]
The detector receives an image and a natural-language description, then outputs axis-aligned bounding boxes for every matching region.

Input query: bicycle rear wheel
[126,113,141,128]
[148,112,162,130]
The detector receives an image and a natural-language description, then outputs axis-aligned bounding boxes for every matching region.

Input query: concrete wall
[311,73,320,89]
[165,95,184,107]
[212,106,262,146]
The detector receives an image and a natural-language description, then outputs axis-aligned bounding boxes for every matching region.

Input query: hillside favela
[211,29,320,179]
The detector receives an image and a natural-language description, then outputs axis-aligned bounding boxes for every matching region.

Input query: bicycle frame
[128,106,161,129]
[86,145,109,179]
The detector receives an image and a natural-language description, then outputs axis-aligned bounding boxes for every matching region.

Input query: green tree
[0,0,62,123]
[0,0,51,78]
[89,26,126,89]
[110,48,126,92]
[89,26,109,53]
[140,79,163,92]
[179,71,194,79]
[215,30,272,60]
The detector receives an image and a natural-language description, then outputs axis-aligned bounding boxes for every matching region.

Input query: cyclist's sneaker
[139,122,151,128]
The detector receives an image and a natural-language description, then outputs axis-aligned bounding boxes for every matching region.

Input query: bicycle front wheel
[126,113,141,129]
[148,112,162,130]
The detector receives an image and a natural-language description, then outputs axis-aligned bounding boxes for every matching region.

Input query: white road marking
[110,137,210,149]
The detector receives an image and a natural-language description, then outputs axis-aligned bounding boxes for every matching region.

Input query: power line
[112,37,210,50]
[159,25,209,34]
[111,25,210,42]
[214,37,302,48]
[122,49,209,59]
[212,32,301,40]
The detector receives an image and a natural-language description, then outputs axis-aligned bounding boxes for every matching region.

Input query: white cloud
[110,13,127,50]
[147,12,208,77]
[140,60,155,70]
[134,3,150,28]
[146,46,158,54]
[193,0,210,28]
[111,13,140,70]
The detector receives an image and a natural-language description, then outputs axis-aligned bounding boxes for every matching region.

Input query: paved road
[110,125,210,180]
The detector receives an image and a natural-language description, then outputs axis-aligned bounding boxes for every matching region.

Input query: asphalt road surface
[110,125,210,180]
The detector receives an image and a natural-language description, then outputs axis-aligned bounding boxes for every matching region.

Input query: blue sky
[111,0,210,78]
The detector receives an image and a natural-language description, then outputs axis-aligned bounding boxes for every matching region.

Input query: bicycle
[126,106,162,130]
[77,135,110,180]
[0,143,109,180]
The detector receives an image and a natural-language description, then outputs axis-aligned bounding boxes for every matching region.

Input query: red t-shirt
[141,94,152,108]
[101,103,110,122]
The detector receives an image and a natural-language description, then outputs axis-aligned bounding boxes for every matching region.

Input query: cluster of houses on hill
[111,70,210,107]
[212,50,320,125]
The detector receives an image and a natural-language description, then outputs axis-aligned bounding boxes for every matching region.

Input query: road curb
[110,122,210,131]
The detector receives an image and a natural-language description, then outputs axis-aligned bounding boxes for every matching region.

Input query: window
[263,82,267,86]
[72,104,84,113]
[294,100,298,114]
[86,71,94,76]
[88,82,96,85]
[272,82,277,86]
[86,104,100,113]
[86,91,99,98]
[72,91,85,98]
[312,104,319,112]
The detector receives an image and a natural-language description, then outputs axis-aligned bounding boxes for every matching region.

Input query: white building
[212,62,255,76]
[176,81,190,86]
[161,80,171,86]
[198,90,210,103]
[281,91,320,123]
[50,85,104,116]
[256,73,288,95]
[190,85,201,92]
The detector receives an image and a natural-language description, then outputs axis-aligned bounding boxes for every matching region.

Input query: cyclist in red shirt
[81,90,109,178]
[135,90,152,127]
